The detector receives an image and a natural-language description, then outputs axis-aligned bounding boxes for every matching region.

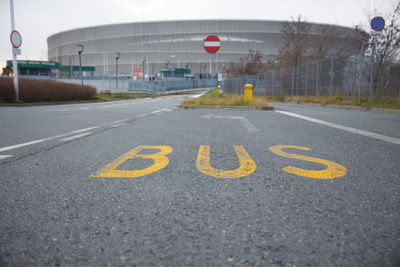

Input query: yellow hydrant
[244,84,253,104]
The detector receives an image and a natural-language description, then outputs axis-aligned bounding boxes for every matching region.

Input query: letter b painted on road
[91,145,173,178]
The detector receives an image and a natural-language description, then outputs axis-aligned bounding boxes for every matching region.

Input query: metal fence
[57,77,218,93]
[223,48,400,104]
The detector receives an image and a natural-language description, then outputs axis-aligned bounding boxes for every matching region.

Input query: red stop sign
[203,35,221,54]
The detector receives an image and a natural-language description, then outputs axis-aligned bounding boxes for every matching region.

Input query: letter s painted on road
[269,145,347,179]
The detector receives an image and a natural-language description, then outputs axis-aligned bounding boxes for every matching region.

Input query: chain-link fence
[56,77,218,93]
[224,48,400,104]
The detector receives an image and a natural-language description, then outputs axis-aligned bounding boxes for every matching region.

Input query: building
[6,60,95,78]
[47,20,364,77]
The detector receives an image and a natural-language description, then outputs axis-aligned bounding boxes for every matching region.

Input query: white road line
[109,122,127,128]
[0,139,47,153]
[0,155,13,160]
[0,106,172,153]
[201,114,258,132]
[136,113,150,118]
[275,110,400,145]
[59,132,93,142]
[71,126,99,134]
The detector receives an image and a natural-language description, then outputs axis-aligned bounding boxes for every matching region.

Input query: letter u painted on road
[269,145,347,179]
[91,146,173,178]
[196,145,256,178]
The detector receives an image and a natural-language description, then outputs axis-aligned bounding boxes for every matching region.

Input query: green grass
[266,95,400,109]
[182,93,269,107]
[94,91,150,102]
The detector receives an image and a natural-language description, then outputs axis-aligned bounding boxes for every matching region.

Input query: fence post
[316,61,319,96]
[329,56,334,97]
[280,69,284,96]
[291,67,294,97]
[368,44,375,102]
[271,71,274,97]
[305,63,309,97]
[358,44,366,105]
[347,52,351,100]
[264,72,268,95]
[296,65,299,95]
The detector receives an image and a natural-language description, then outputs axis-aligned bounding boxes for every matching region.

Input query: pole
[142,57,146,81]
[77,44,84,86]
[271,71,274,97]
[10,0,19,102]
[305,63,309,97]
[115,52,120,89]
[329,56,334,97]
[78,51,82,85]
[346,52,351,100]
[291,67,294,97]
[316,61,319,96]
[296,65,299,95]
[210,54,214,78]
[358,44,366,105]
[368,43,375,102]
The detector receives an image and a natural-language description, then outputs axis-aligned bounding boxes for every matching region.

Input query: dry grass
[182,93,269,106]
[0,78,96,103]
[266,95,400,109]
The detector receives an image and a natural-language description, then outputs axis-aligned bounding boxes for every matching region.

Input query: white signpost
[9,0,21,102]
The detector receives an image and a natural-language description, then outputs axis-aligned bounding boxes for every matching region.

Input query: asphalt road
[1,97,399,266]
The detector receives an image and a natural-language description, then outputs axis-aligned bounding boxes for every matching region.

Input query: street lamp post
[142,57,146,81]
[77,44,84,85]
[115,52,120,89]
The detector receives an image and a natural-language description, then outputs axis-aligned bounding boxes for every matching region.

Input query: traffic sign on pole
[203,35,221,54]
[10,30,22,48]
[370,16,385,31]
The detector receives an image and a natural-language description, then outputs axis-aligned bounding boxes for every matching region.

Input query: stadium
[47,20,364,77]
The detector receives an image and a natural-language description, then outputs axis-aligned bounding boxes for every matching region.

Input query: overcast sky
[0,0,391,68]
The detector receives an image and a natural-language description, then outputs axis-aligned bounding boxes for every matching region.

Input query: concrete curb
[178,105,274,110]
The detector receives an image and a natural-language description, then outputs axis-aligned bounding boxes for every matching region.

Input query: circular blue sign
[371,16,385,31]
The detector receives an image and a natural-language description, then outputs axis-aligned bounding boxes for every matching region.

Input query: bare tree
[275,15,368,67]
[274,15,312,68]
[370,2,400,94]
[225,50,269,77]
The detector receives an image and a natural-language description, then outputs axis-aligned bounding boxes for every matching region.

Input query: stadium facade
[47,20,363,77]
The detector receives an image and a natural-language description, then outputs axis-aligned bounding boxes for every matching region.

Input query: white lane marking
[59,132,93,142]
[201,114,258,132]
[71,126,99,133]
[109,122,127,128]
[0,139,47,153]
[0,106,172,152]
[275,110,400,145]
[111,119,128,124]
[137,108,173,118]
[0,155,13,160]
[56,99,161,112]
[151,108,169,114]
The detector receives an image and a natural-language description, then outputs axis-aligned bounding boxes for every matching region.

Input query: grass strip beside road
[267,95,400,109]
[181,93,270,107]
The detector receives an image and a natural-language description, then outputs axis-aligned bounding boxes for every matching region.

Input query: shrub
[0,78,96,103]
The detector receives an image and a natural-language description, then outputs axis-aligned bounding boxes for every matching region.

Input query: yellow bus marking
[91,145,172,178]
[196,145,256,178]
[269,145,347,179]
